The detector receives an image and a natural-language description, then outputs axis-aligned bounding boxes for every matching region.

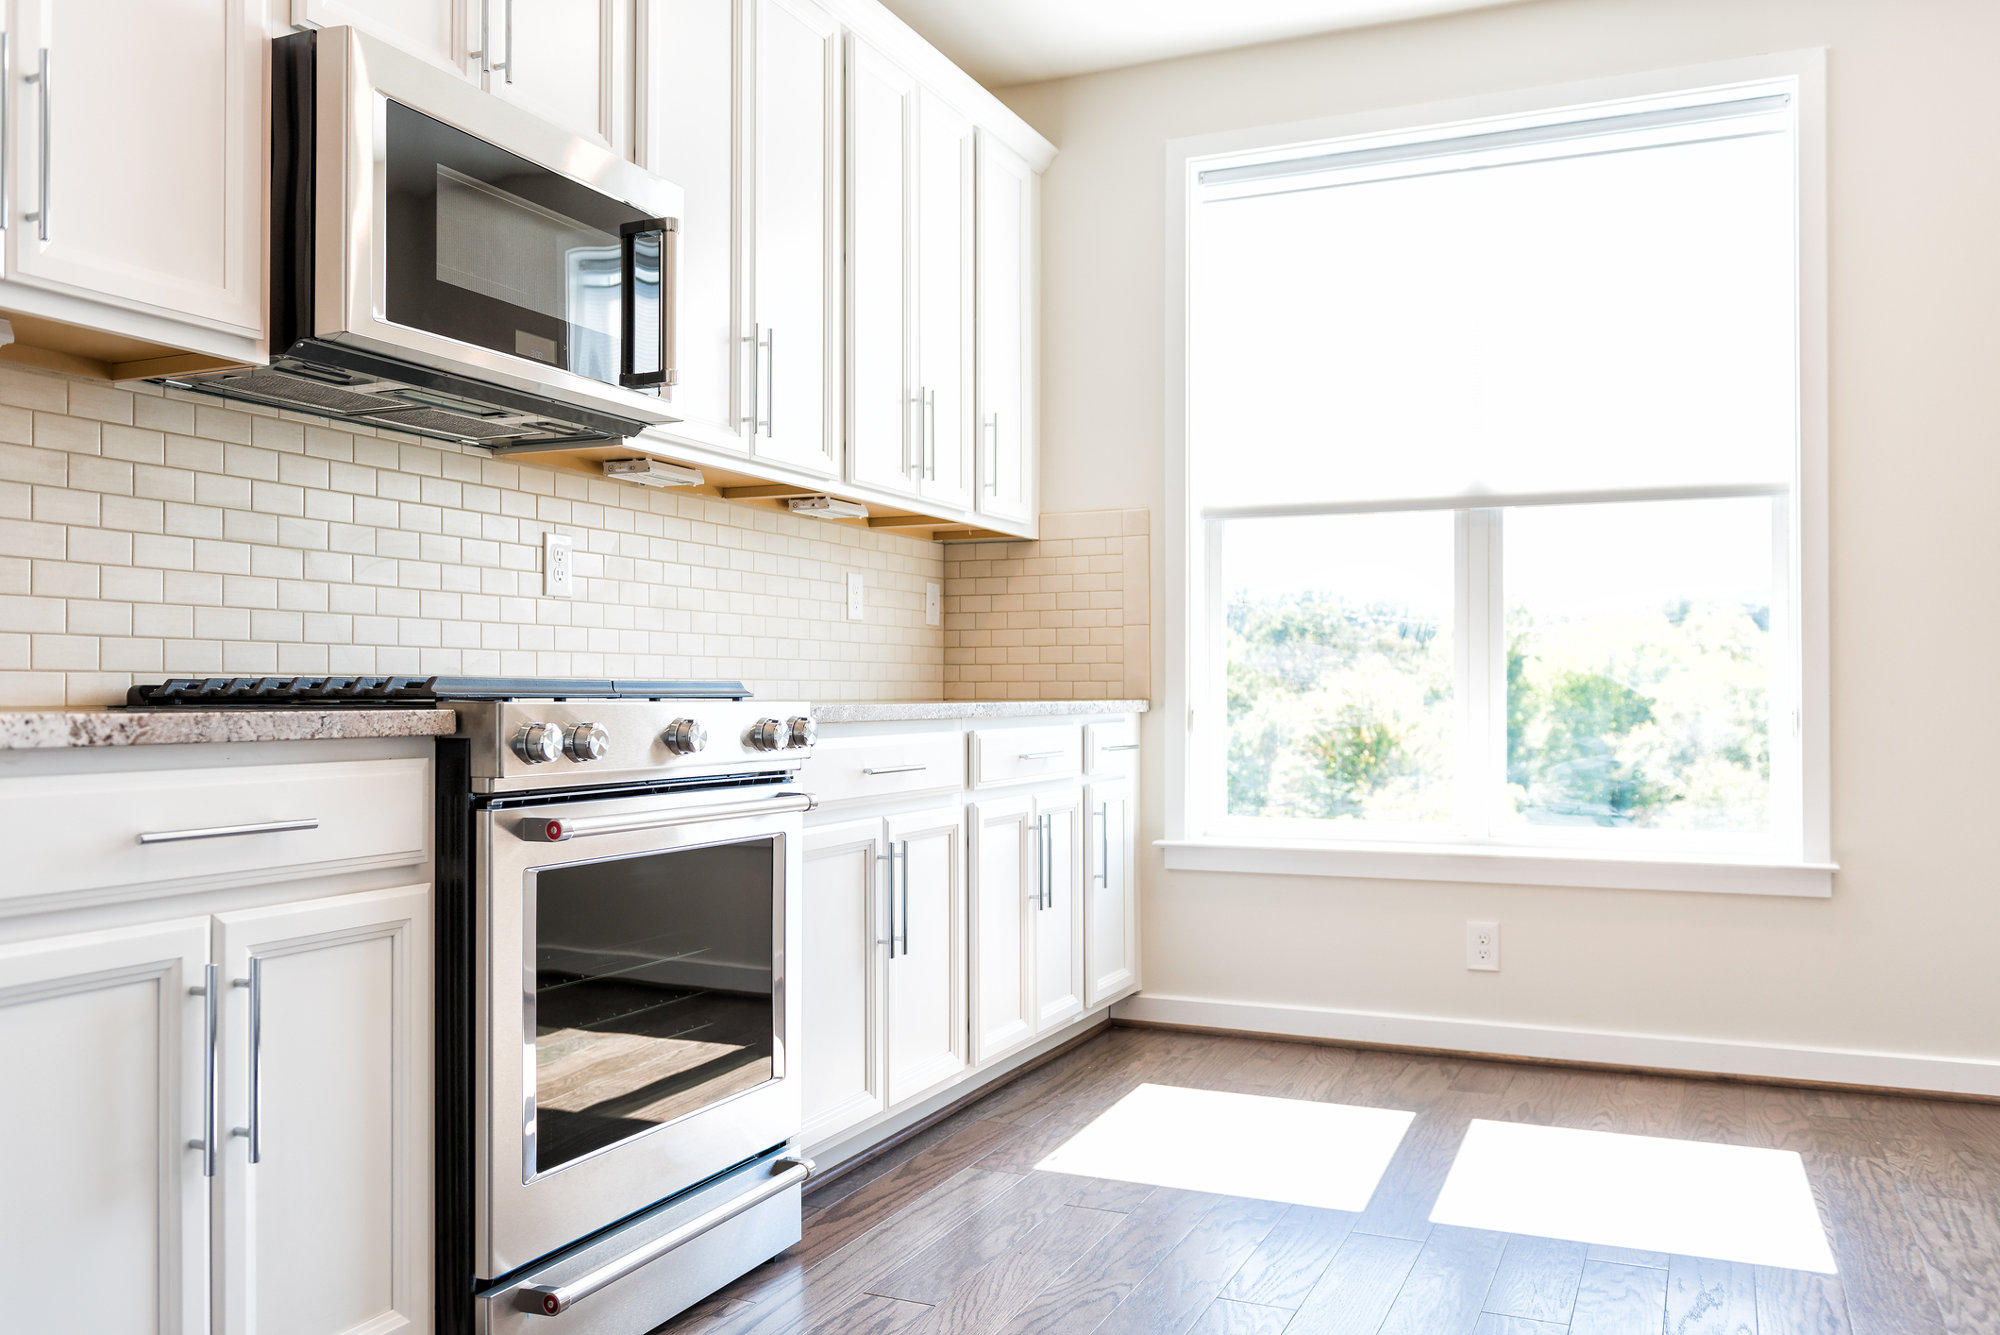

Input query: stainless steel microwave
[172,27,683,449]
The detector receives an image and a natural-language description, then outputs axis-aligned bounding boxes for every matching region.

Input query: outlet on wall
[543,532,575,598]
[847,572,865,621]
[925,582,941,627]
[1466,921,1500,971]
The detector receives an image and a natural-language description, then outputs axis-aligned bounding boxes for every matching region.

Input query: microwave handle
[619,217,678,392]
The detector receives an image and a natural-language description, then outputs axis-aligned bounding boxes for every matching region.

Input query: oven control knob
[563,722,610,763]
[512,722,562,765]
[662,718,708,756]
[748,718,789,751]
[786,716,817,749]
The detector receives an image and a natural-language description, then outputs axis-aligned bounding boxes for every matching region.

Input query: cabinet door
[915,89,974,510]
[1084,777,1138,1007]
[800,819,886,1146]
[749,0,840,475]
[14,0,263,333]
[649,0,750,453]
[974,133,1036,525]
[884,804,966,1105]
[1032,788,1086,1032]
[0,918,211,1335]
[844,36,917,496]
[968,795,1034,1063]
[293,0,468,76]
[491,0,632,152]
[215,885,431,1335]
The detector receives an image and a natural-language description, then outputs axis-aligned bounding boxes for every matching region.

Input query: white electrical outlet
[847,572,865,621]
[1466,921,1500,971]
[543,532,575,598]
[925,582,941,627]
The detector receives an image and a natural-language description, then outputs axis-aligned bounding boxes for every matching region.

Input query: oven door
[313,26,681,424]
[478,783,807,1277]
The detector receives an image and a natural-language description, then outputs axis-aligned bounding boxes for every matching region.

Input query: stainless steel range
[124,676,820,1334]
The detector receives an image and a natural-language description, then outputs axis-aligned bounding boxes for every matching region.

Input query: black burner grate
[123,676,753,708]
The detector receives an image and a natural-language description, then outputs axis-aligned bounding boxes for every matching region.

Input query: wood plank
[1754,1265,1852,1335]
[1186,1299,1296,1335]
[1570,1259,1669,1335]
[1089,1196,1292,1335]
[1286,1232,1426,1335]
[1677,1079,1750,1144]
[1470,1316,1568,1335]
[1587,1243,1670,1270]
[800,1120,1022,1266]
[866,1171,1089,1304]
[1447,1061,1518,1096]
[1483,1233,1588,1323]
[1351,1094,1479,1241]
[1374,1225,1509,1335]
[1220,1205,1358,1309]
[1664,1254,1757,1335]
[1807,1153,1948,1335]
[1072,1179,1159,1213]
[896,1204,1124,1335]
[813,1294,937,1335]
[1900,1188,2000,1334]
[992,1189,1224,1335]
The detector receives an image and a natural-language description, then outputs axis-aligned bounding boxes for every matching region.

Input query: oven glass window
[530,838,777,1175]
[384,100,657,392]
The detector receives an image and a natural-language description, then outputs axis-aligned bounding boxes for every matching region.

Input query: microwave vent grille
[370,408,532,441]
[218,370,391,416]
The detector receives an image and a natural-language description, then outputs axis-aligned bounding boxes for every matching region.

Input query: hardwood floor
[654,1027,2000,1335]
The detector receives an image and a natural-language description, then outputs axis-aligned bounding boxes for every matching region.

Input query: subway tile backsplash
[0,366,944,707]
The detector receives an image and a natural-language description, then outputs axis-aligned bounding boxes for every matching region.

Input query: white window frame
[1160,51,1833,898]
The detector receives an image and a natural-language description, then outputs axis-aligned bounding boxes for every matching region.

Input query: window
[1166,56,1830,893]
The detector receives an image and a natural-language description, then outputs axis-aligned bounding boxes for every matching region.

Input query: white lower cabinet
[968,795,1033,1063]
[1084,777,1138,1007]
[0,884,431,1335]
[800,805,966,1147]
[1030,787,1085,1032]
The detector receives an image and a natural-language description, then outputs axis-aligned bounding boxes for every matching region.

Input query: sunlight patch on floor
[1035,1083,1415,1210]
[1431,1119,1837,1272]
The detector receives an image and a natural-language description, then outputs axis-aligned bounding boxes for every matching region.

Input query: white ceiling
[875,0,1526,88]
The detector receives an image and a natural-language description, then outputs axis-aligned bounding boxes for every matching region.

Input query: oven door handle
[517,1155,815,1315]
[521,790,816,842]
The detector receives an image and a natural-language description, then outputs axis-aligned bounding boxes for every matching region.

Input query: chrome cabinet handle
[498,0,514,80]
[24,47,47,241]
[2,34,11,227]
[187,963,219,1178]
[924,389,936,480]
[230,958,263,1163]
[761,327,775,436]
[745,323,760,431]
[1103,743,1139,752]
[1094,803,1110,887]
[139,817,318,845]
[983,413,998,495]
[473,0,491,72]
[517,1156,815,1316]
[877,845,895,952]
[521,790,815,842]
[1028,814,1041,908]
[1042,815,1054,910]
[897,839,910,955]
[862,763,928,776]
[1018,750,1065,761]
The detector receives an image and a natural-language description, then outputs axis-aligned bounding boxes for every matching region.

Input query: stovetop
[122,676,753,709]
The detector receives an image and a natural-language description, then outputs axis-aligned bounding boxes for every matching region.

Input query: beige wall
[1000,0,2000,1081]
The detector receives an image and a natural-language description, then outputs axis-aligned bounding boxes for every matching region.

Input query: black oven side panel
[436,737,478,1335]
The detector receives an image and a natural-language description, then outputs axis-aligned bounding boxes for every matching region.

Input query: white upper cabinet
[292,0,468,74]
[485,0,634,152]
[10,0,263,335]
[914,89,974,510]
[975,132,1036,526]
[844,35,916,494]
[648,0,748,453]
[748,0,841,475]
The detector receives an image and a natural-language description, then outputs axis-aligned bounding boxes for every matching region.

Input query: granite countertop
[0,708,460,750]
[812,699,1150,723]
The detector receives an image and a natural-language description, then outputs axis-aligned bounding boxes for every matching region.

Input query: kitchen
[1,1,1996,1333]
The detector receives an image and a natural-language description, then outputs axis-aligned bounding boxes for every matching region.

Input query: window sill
[1156,839,1835,897]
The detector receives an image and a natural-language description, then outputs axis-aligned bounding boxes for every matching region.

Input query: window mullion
[1455,509,1504,842]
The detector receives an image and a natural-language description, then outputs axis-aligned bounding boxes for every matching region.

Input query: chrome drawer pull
[523,790,815,842]
[1102,743,1139,752]
[862,764,928,776]
[140,818,318,845]
[1018,750,1066,761]
[517,1156,815,1316]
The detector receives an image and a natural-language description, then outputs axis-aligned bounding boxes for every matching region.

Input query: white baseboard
[1112,993,2000,1099]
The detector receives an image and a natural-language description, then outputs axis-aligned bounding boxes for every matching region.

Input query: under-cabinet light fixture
[787,496,869,520]
[603,458,705,488]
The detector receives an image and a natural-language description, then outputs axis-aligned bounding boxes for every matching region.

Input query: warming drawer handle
[516,1155,815,1316]
[139,818,319,845]
[523,790,816,842]
[862,763,928,776]
[1018,750,1066,761]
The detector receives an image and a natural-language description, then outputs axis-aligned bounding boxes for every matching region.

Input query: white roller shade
[1188,86,1799,514]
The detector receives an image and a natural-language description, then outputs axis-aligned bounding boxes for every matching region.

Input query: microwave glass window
[384,100,658,392]
[529,839,778,1175]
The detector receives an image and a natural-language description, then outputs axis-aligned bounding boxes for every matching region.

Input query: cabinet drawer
[0,757,430,907]
[799,731,966,807]
[1086,719,1139,774]
[970,724,1082,789]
